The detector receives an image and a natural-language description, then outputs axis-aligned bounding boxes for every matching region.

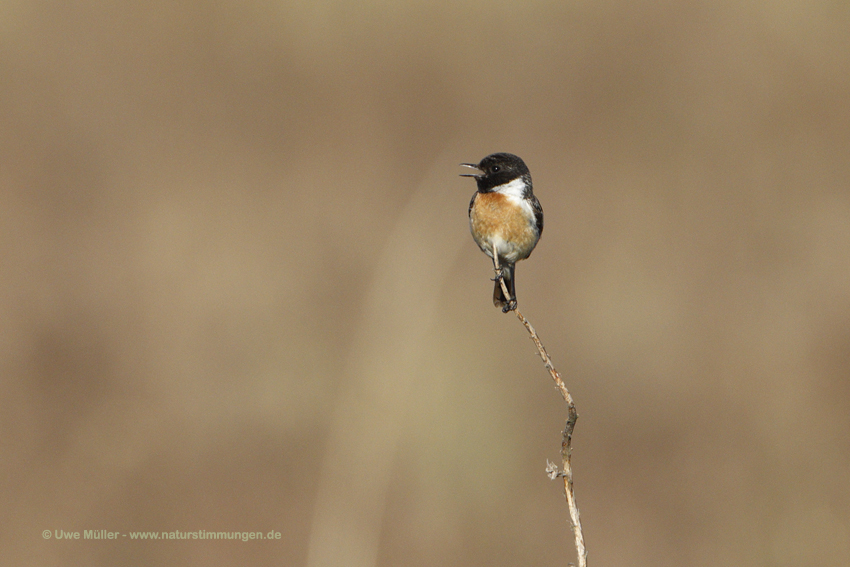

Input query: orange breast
[470,192,538,263]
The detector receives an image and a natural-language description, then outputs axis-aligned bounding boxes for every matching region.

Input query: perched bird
[462,153,543,312]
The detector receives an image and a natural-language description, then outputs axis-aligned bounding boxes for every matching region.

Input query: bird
[461,152,543,312]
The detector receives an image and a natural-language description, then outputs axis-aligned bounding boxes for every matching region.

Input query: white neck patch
[493,177,527,201]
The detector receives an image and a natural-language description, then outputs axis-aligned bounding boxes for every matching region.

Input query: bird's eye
[491,166,500,172]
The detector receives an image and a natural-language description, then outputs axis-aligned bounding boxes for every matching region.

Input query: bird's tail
[493,263,516,311]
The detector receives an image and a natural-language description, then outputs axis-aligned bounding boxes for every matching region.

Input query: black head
[460,152,531,192]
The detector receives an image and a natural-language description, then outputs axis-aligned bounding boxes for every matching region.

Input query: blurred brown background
[2,1,849,566]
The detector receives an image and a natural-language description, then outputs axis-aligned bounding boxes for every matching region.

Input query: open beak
[459,163,481,178]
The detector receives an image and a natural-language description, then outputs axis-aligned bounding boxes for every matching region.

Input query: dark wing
[531,194,543,236]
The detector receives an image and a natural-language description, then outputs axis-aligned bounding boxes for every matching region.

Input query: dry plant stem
[492,246,588,567]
